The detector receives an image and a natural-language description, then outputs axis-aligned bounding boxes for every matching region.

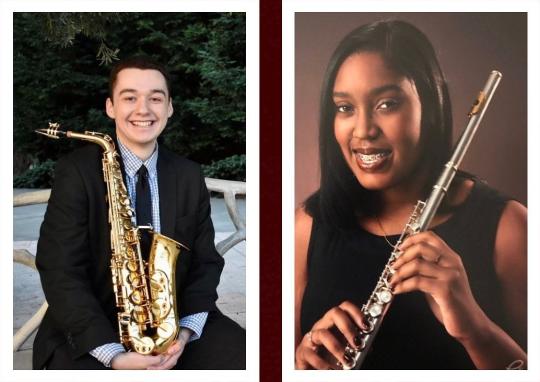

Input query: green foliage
[13,160,56,188]
[39,13,124,64]
[14,12,246,185]
[202,154,246,181]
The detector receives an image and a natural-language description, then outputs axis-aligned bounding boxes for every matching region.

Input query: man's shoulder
[56,144,103,171]
[61,143,102,160]
[49,144,105,194]
[159,146,202,174]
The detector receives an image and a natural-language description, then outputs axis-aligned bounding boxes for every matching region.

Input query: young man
[33,56,246,370]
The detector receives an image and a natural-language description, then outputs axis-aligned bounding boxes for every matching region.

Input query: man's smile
[130,120,155,127]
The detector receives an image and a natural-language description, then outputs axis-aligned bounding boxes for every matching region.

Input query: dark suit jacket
[32,142,224,369]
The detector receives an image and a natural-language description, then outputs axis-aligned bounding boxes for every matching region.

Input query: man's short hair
[108,55,172,101]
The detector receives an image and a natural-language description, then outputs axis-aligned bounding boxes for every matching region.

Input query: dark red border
[260,0,282,381]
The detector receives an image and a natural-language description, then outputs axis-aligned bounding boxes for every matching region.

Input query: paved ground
[13,189,246,369]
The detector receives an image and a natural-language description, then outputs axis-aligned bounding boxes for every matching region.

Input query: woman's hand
[390,231,488,342]
[295,301,367,370]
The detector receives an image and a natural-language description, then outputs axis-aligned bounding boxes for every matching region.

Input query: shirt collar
[117,138,159,179]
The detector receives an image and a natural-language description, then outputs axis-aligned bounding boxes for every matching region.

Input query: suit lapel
[157,149,177,238]
[112,136,128,186]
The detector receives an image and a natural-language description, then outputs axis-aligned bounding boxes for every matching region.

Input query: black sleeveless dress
[300,179,513,369]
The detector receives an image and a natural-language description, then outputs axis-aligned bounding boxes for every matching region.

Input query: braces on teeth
[359,152,387,164]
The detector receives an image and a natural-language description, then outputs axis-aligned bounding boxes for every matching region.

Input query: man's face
[106,68,173,151]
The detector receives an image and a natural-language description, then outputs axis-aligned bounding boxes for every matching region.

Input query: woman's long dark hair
[304,20,453,229]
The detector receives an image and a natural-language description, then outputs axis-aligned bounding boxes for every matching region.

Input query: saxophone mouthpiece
[35,122,67,139]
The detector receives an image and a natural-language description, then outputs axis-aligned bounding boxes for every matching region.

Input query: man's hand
[111,328,193,370]
[110,352,167,370]
[146,328,193,370]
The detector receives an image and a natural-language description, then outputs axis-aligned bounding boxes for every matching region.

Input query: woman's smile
[353,147,393,171]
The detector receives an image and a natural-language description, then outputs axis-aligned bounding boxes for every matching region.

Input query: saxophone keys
[129,289,144,305]
[131,305,149,324]
[127,260,138,272]
[150,278,166,293]
[150,272,168,295]
[156,322,175,339]
[118,312,130,325]
[151,298,171,319]
[127,271,143,288]
[131,336,155,355]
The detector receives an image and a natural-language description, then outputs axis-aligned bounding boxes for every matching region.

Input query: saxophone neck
[67,131,116,153]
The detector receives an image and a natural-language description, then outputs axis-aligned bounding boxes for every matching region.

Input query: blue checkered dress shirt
[89,138,208,367]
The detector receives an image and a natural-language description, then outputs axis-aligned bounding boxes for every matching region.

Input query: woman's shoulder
[446,174,512,211]
[494,199,527,266]
[493,198,527,348]
[456,175,528,276]
[445,176,475,209]
[500,199,527,221]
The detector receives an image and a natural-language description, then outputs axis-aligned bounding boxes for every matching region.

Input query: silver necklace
[375,216,397,249]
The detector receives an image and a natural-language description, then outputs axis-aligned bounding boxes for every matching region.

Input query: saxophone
[341,70,503,369]
[36,124,186,355]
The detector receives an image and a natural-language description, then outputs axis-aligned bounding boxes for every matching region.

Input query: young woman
[295,20,527,370]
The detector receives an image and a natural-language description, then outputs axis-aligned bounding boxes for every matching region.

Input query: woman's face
[333,52,423,191]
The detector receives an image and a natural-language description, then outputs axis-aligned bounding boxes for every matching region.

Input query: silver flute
[342,70,503,370]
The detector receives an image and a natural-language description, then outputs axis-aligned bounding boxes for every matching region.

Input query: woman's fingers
[317,302,367,331]
[302,344,337,370]
[389,231,467,298]
[390,257,440,287]
[296,332,336,370]
[391,274,440,295]
[390,242,455,295]
[399,231,440,251]
[311,328,353,368]
[296,301,366,369]
[394,240,446,269]
[339,301,369,331]
[315,303,364,350]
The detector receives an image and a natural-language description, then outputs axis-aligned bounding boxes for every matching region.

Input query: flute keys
[361,319,374,334]
[368,303,383,317]
[377,288,393,304]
